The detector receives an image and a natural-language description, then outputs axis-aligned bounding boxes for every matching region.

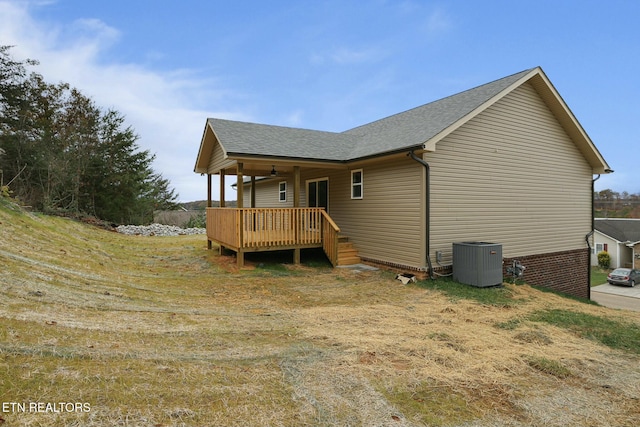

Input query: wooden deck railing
[206,208,240,249]
[321,210,340,266]
[207,207,333,251]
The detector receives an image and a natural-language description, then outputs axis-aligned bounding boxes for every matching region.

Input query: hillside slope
[1,199,639,427]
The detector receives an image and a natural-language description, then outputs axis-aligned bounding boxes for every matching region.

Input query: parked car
[607,268,640,287]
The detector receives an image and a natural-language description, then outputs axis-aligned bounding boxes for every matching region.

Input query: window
[351,169,363,199]
[595,243,603,254]
[279,181,287,202]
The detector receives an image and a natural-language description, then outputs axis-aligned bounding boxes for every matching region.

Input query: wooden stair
[336,235,361,266]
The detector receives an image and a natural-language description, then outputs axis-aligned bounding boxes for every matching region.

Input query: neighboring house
[593,219,640,269]
[194,67,611,298]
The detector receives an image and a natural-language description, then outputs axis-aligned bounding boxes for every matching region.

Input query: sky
[0,0,638,202]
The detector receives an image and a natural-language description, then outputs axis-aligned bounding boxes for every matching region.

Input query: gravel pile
[116,223,206,236]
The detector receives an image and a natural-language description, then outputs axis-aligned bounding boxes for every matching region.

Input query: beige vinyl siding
[206,132,234,174]
[429,82,593,265]
[327,158,425,268]
[242,178,297,208]
[241,163,425,268]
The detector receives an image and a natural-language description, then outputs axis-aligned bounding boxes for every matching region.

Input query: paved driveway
[591,283,640,312]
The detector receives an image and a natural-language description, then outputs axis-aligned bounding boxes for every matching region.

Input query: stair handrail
[320,210,340,233]
[320,210,341,266]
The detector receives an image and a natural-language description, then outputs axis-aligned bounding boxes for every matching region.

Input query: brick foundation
[363,248,591,299]
[503,248,590,299]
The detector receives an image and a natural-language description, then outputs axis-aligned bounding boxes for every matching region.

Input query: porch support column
[237,163,244,268]
[250,176,256,208]
[207,174,212,250]
[220,169,225,207]
[218,170,226,254]
[293,166,301,264]
[237,163,243,208]
[293,166,300,207]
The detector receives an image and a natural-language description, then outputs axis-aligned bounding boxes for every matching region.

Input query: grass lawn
[591,266,610,286]
[2,199,640,427]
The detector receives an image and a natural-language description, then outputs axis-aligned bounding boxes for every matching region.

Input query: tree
[595,189,640,219]
[0,45,39,204]
[0,46,178,224]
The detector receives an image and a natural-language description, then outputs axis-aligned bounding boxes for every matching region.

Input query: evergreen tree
[0,46,178,224]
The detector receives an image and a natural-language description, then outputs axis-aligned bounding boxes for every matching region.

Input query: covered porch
[194,121,361,268]
[202,160,359,267]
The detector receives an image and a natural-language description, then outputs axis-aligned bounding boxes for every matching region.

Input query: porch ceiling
[219,158,348,177]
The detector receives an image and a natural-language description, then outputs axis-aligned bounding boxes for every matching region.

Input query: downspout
[586,174,601,299]
[408,150,434,279]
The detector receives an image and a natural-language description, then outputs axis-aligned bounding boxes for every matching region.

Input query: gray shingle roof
[208,68,535,162]
[595,219,640,243]
[207,119,358,161]
[343,68,535,159]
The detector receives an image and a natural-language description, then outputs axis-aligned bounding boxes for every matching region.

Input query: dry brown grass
[1,200,639,426]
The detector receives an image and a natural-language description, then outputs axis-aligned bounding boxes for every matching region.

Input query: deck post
[238,250,245,268]
[218,170,226,254]
[237,163,244,268]
[207,174,212,249]
[293,166,301,264]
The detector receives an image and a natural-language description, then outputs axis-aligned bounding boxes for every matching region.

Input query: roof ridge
[207,117,342,135]
[340,67,538,160]
[343,67,537,135]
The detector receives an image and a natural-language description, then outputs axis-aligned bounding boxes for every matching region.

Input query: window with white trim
[351,169,363,199]
[279,181,287,202]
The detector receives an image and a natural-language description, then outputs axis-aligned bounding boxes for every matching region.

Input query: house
[194,67,611,298]
[593,219,640,269]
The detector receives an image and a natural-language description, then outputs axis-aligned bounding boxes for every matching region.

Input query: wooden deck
[206,207,345,267]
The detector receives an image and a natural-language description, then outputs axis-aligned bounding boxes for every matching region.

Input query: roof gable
[195,67,611,174]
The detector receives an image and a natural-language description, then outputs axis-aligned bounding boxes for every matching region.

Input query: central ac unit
[452,242,503,287]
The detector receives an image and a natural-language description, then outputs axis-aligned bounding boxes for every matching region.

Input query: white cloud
[283,109,305,127]
[310,46,386,66]
[424,7,452,35]
[0,0,237,202]
[64,17,121,53]
[330,47,384,64]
